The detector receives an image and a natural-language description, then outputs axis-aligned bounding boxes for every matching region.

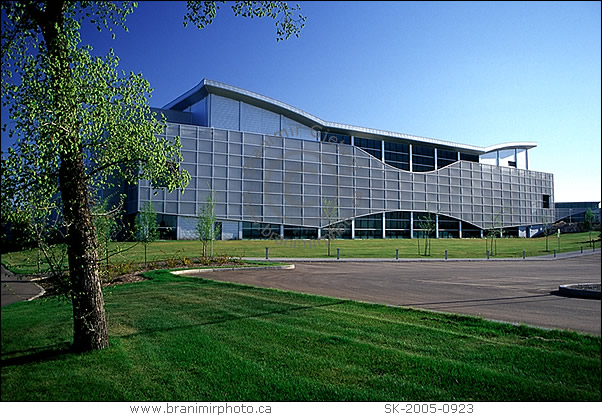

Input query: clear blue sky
[4,1,601,202]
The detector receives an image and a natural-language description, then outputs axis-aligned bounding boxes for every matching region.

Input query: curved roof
[164,79,537,155]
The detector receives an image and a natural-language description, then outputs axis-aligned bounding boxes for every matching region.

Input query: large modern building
[125,79,555,240]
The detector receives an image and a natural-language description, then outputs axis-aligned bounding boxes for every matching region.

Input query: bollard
[396,249,399,260]
[553,249,556,258]
[581,246,583,254]
[522,250,525,259]
[337,248,340,260]
[265,247,269,260]
[487,250,490,260]
[445,250,448,260]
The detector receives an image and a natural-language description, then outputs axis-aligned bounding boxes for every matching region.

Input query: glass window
[460,153,479,162]
[157,214,177,240]
[413,146,434,156]
[412,145,435,172]
[321,220,352,239]
[385,141,409,153]
[437,149,458,168]
[384,141,411,171]
[385,211,410,230]
[320,131,351,145]
[354,137,382,160]
[283,226,319,239]
[355,213,383,231]
[242,222,280,239]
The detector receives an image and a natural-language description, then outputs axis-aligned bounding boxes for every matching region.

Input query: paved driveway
[1,265,45,307]
[191,253,601,335]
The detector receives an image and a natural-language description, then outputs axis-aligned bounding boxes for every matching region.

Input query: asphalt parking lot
[193,252,602,335]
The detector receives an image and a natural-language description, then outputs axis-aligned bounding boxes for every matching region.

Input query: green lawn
[1,269,600,401]
[2,232,599,275]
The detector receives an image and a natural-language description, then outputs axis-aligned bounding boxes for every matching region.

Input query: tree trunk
[59,149,109,352]
[40,1,109,352]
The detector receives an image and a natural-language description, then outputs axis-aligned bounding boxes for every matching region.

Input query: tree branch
[88,157,144,177]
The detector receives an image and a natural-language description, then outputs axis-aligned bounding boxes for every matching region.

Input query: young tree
[1,1,305,352]
[416,212,435,256]
[197,191,219,258]
[541,213,553,252]
[485,212,503,256]
[135,202,159,268]
[584,208,595,247]
[322,197,340,257]
[92,197,123,274]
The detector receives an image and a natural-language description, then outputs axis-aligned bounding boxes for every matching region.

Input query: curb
[558,284,601,300]
[1,265,46,305]
[171,264,295,276]
[27,282,46,301]
[243,249,600,263]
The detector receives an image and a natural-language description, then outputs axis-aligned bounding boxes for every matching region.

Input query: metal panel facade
[135,80,555,239]
[137,123,554,237]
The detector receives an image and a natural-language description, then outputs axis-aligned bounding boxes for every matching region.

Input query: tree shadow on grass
[1,300,350,366]
[118,299,350,340]
[1,342,73,367]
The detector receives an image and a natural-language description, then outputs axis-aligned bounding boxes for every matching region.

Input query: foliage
[197,253,242,266]
[92,196,126,275]
[135,201,159,243]
[184,1,306,41]
[416,212,436,256]
[541,213,553,252]
[321,197,341,257]
[134,201,159,268]
[196,190,219,258]
[485,212,504,256]
[584,208,596,246]
[1,0,186,352]
[1,0,304,352]
[1,4,189,202]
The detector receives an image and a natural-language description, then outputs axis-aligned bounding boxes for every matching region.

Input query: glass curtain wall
[354,137,382,160]
[355,213,382,239]
[384,142,410,171]
[412,145,435,172]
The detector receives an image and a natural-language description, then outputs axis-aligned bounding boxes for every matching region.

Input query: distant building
[124,79,555,240]
[555,202,601,224]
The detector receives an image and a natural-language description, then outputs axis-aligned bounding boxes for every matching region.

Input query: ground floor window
[242,221,279,239]
[157,214,177,240]
[283,226,318,239]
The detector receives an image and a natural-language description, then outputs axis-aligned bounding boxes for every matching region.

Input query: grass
[2,232,599,275]
[1,269,600,401]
